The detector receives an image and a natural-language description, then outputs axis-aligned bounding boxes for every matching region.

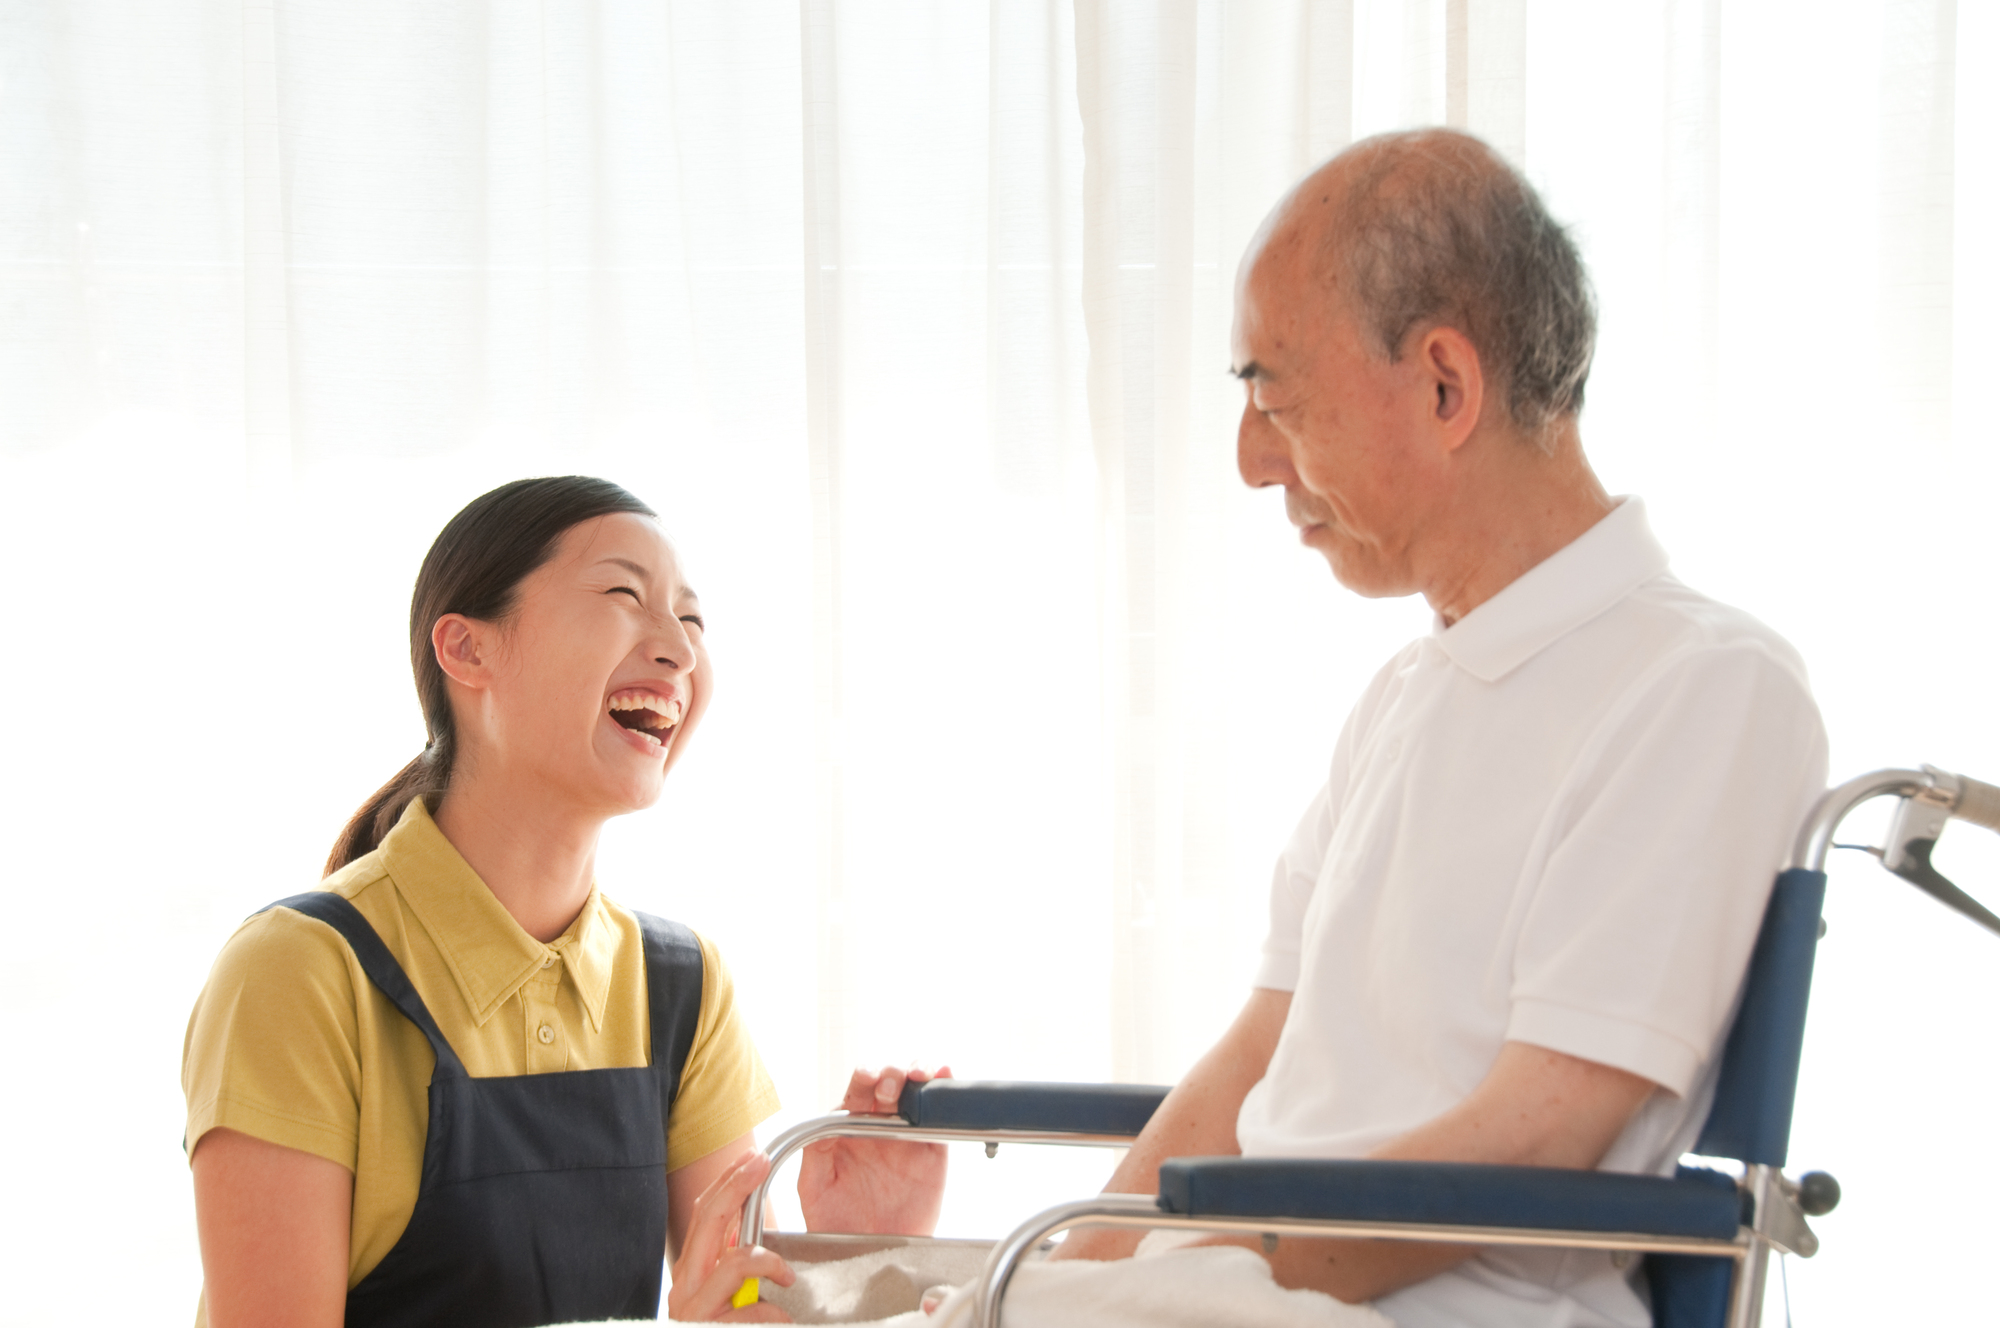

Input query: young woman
[183,477,944,1327]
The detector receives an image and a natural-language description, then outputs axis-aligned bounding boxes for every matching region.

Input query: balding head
[1232,129,1616,619]
[1252,129,1595,446]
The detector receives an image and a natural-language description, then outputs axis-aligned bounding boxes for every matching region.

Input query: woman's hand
[665,1150,797,1322]
[797,1064,952,1236]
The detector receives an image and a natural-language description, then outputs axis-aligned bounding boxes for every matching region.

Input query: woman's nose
[648,613,695,670]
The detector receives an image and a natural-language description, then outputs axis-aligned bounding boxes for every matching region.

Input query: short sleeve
[666,934,781,1171]
[1253,652,1398,992]
[1507,643,1828,1096]
[182,907,365,1170]
[1254,784,1336,991]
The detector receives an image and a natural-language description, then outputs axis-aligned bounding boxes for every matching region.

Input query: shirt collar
[1433,497,1670,684]
[377,798,616,1031]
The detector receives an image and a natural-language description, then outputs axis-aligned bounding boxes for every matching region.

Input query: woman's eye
[678,614,705,632]
[609,586,641,601]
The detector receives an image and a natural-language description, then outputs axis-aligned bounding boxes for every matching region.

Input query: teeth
[610,691,685,725]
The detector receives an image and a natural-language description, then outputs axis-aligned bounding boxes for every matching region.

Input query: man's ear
[1418,325,1485,453]
[432,614,493,690]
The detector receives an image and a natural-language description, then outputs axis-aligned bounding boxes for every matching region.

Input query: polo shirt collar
[377,798,617,1032]
[1434,497,1669,684]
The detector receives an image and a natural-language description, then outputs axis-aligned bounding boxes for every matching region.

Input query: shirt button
[541,953,554,969]
[537,1024,555,1045]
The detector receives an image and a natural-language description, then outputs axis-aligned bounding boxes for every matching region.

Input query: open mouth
[608,691,685,751]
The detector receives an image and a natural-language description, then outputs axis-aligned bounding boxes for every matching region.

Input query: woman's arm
[662,1064,951,1322]
[666,1130,760,1258]
[191,1128,352,1328]
[665,1139,795,1322]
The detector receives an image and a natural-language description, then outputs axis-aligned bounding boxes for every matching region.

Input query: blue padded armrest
[896,1080,1170,1136]
[1157,1159,1745,1241]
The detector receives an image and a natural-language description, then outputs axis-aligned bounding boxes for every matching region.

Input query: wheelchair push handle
[1802,765,2000,939]
[1881,767,2000,936]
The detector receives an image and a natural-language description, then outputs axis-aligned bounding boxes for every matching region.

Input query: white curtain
[3,3,1995,1323]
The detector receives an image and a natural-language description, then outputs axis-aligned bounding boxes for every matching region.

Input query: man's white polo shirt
[1235,498,1827,1328]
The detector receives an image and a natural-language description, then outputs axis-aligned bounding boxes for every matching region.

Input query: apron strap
[635,912,704,1108]
[264,892,470,1081]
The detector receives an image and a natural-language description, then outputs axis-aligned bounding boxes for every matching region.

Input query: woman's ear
[432,614,493,690]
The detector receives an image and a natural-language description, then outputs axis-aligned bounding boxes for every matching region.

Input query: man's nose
[1237,400,1295,489]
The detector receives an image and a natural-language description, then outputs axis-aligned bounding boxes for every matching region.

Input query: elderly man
[1055,129,1827,1328]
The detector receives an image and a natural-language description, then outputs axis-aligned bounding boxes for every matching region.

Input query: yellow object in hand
[732,1277,760,1309]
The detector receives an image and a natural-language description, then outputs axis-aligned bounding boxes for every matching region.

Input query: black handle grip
[1797,1171,1841,1216]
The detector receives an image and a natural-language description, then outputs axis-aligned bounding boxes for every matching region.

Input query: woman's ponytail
[323,749,448,876]
[321,476,655,877]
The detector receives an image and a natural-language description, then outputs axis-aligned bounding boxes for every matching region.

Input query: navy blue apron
[264,891,703,1328]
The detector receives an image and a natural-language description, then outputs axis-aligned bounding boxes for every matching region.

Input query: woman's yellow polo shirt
[181,798,779,1302]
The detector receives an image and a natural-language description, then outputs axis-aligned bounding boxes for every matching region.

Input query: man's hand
[664,1150,796,1322]
[796,1064,951,1236]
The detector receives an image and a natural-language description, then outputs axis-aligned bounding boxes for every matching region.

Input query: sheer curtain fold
[1663,0,1722,442]
[1078,0,1391,1085]
[1877,0,1955,451]
[1447,0,1525,161]
[798,0,851,1113]
[243,0,293,483]
[1,4,1994,1321]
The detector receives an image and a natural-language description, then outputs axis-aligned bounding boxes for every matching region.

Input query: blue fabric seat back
[1691,867,1829,1167]
[1647,867,1829,1328]
[1645,1249,1734,1328]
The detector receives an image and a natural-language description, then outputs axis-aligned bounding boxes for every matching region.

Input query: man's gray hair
[1325,130,1595,443]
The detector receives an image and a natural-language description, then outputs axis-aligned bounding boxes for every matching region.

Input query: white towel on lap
[761,1241,990,1322]
[915,1244,1391,1328]
[557,1236,1392,1327]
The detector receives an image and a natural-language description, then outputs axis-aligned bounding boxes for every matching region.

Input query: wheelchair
[745,765,2000,1328]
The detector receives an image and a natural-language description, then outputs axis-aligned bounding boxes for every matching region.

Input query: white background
[1,2,1995,1324]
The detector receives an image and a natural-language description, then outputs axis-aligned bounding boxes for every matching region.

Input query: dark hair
[324,476,657,875]
[1325,129,1596,445]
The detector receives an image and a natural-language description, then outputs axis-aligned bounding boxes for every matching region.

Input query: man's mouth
[608,690,685,751]
[1285,492,1333,531]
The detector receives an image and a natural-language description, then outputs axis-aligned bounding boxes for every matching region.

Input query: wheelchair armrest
[1156,1159,1747,1241]
[896,1080,1171,1136]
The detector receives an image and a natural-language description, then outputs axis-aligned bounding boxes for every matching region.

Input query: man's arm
[1054,987,1292,1262]
[1244,1041,1654,1303]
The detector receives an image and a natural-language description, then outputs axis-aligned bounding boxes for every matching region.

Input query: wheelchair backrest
[1689,867,1829,1167]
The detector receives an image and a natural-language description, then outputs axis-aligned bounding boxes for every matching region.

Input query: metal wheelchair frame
[743,765,2000,1328]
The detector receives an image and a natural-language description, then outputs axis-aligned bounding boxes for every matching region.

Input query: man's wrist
[1046,1224,1147,1262]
